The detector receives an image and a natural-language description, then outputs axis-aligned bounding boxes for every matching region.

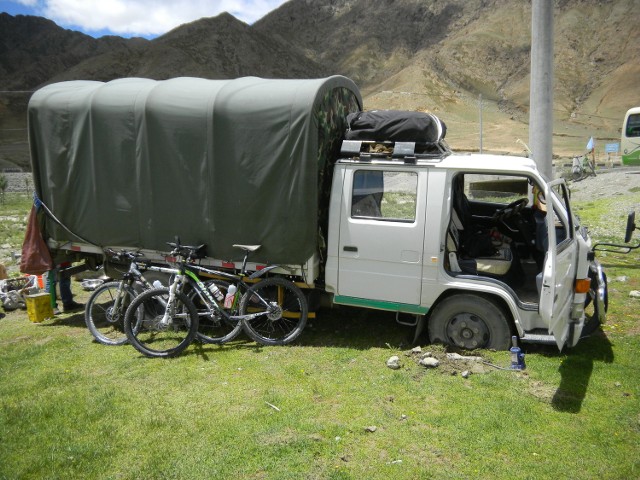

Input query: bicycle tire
[240,277,308,346]
[190,279,243,344]
[124,287,199,358]
[85,281,139,346]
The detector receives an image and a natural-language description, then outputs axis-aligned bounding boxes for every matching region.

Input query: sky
[0,0,289,38]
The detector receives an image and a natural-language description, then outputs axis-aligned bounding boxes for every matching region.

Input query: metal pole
[479,94,483,154]
[529,0,554,180]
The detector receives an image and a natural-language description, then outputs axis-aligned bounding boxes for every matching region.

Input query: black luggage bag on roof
[345,110,446,143]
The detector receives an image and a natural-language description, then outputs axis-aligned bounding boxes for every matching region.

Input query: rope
[34,192,101,248]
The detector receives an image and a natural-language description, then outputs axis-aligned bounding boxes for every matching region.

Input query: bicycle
[123,240,308,358]
[571,153,597,181]
[86,249,238,347]
[84,249,175,346]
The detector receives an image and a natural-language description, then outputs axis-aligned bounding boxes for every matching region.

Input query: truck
[27,75,608,350]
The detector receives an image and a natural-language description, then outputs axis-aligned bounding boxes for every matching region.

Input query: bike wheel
[85,281,139,346]
[124,287,198,358]
[191,279,243,344]
[239,277,308,346]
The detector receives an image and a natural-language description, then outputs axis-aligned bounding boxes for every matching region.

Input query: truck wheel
[428,294,512,350]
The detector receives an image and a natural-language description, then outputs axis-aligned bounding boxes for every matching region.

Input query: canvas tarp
[28,76,362,264]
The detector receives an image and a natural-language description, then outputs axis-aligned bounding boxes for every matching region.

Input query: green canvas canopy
[28,76,362,264]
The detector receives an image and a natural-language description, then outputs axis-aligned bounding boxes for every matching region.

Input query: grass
[1,192,639,479]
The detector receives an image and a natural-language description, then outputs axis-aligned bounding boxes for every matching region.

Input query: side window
[463,174,529,204]
[626,113,640,138]
[550,183,573,247]
[351,170,417,222]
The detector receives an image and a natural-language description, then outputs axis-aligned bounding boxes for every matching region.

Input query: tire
[428,294,512,350]
[581,270,608,338]
[190,279,243,344]
[240,277,308,346]
[85,281,139,346]
[123,287,199,358]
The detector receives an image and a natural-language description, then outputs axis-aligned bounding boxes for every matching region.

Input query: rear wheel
[85,281,140,346]
[124,288,198,358]
[428,294,512,350]
[240,277,308,346]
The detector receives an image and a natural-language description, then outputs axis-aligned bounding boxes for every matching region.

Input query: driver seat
[447,209,513,276]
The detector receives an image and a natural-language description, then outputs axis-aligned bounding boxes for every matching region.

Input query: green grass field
[0,193,639,479]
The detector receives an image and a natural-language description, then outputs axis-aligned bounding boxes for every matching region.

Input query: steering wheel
[492,198,528,223]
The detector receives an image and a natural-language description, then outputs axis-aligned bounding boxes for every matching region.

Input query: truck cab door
[539,179,579,349]
[334,167,426,312]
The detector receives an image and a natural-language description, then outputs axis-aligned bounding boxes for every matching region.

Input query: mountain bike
[123,241,308,358]
[84,250,175,346]
[571,153,596,181]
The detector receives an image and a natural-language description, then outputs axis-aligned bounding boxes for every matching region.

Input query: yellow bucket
[25,292,54,323]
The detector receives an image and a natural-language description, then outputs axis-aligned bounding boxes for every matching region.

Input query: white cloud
[34,0,288,37]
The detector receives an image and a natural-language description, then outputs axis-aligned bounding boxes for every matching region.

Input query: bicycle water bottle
[209,282,224,302]
[224,284,237,309]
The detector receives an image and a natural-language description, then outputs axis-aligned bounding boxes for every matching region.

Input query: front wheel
[85,281,139,346]
[428,294,512,350]
[240,277,308,346]
[124,288,199,358]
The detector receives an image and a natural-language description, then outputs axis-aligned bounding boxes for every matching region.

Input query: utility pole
[479,94,483,154]
[529,0,554,180]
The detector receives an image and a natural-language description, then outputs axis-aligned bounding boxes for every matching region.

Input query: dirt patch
[405,346,500,376]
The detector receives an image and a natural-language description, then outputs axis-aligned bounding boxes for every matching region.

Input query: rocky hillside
[1,0,639,170]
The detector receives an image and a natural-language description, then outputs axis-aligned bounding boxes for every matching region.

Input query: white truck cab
[325,140,607,350]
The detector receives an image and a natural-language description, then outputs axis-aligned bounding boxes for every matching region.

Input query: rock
[365,425,377,433]
[629,291,640,298]
[614,276,628,283]
[461,370,471,379]
[386,355,402,370]
[419,357,440,368]
[446,353,482,362]
[411,346,422,354]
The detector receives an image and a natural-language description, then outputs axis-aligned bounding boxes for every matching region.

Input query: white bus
[622,107,640,165]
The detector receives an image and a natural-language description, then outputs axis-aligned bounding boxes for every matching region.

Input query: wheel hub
[266,302,283,321]
[446,313,490,349]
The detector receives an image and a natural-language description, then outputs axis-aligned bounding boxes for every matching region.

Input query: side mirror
[624,211,636,243]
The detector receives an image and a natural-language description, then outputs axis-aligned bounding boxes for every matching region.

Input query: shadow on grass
[295,305,415,350]
[531,330,614,413]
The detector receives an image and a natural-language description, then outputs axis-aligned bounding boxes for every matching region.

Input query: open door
[539,179,580,349]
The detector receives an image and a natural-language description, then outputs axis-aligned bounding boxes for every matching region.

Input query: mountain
[256,0,640,152]
[1,1,639,170]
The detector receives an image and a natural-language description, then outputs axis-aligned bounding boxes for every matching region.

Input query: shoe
[63,301,84,313]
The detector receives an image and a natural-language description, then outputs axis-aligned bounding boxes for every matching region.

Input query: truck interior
[445,172,566,305]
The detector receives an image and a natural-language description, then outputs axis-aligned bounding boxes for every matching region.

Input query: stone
[419,357,440,368]
[386,355,402,370]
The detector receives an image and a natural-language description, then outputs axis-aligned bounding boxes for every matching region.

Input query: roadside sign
[605,143,620,153]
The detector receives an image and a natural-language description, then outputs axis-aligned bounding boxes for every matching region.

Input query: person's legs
[59,274,82,312]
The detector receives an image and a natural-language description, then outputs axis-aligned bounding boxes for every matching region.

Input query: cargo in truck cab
[28,76,609,350]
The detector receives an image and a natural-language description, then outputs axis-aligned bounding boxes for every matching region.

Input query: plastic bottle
[209,282,224,302]
[152,280,163,289]
[224,284,237,309]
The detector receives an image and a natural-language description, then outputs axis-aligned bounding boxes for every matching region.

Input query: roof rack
[339,139,451,164]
